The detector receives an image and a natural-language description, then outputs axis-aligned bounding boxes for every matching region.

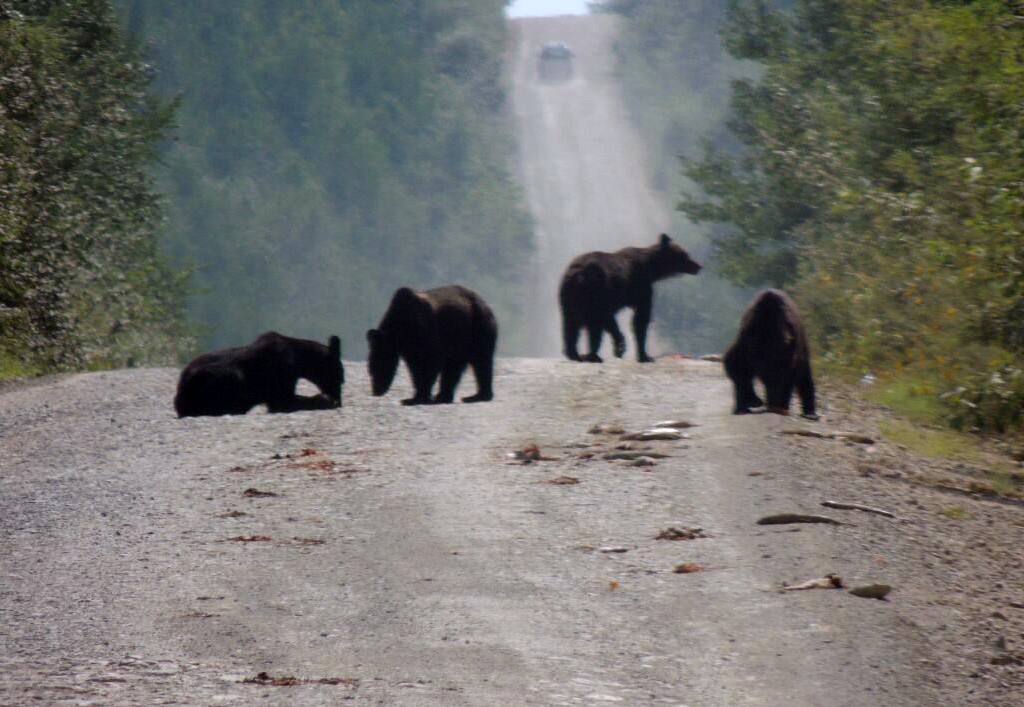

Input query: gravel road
[1,360,942,705]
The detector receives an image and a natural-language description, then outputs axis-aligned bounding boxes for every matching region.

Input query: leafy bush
[942,365,1024,433]
[679,0,1024,430]
[0,0,191,372]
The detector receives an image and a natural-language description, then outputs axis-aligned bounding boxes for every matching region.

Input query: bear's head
[310,335,343,406]
[366,328,400,396]
[650,233,701,279]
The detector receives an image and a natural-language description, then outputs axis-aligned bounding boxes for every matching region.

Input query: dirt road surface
[3,13,1021,707]
[510,16,673,357]
[2,360,947,706]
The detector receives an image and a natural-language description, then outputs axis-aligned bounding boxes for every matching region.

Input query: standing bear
[559,233,701,363]
[723,289,817,418]
[175,332,343,417]
[367,285,497,405]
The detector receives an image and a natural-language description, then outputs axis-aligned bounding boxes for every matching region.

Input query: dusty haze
[510,15,676,358]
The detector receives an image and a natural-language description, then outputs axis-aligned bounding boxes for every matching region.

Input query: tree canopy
[121,0,533,355]
[681,0,1024,430]
[1,0,190,372]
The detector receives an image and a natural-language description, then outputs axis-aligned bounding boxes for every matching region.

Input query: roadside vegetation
[682,0,1024,434]
[0,0,192,375]
[1,0,532,379]
[611,0,1024,435]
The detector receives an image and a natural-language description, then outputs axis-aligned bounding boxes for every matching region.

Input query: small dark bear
[175,332,343,417]
[367,285,497,405]
[723,289,817,418]
[559,233,701,363]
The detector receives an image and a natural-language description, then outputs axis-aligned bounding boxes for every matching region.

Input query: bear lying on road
[367,285,497,405]
[723,289,817,418]
[175,332,343,417]
[559,233,701,363]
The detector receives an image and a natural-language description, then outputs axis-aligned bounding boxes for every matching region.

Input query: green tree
[0,0,189,372]
[681,0,1024,430]
[121,0,532,355]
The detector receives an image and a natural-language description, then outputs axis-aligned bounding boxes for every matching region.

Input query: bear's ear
[366,328,378,344]
[658,233,672,248]
[328,335,341,358]
[393,287,419,306]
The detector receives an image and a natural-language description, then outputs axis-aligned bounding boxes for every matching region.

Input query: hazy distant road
[509,16,673,357]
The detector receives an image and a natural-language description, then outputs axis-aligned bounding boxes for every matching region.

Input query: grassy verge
[0,351,39,382]
[822,363,1024,499]
[866,375,947,426]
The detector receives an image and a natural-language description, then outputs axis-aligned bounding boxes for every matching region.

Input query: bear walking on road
[559,233,701,363]
[367,285,497,405]
[175,332,343,417]
[723,289,817,418]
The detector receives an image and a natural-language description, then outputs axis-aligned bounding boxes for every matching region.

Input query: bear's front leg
[273,393,339,412]
[562,314,582,362]
[433,360,466,404]
[403,360,439,405]
[632,296,654,362]
[724,349,761,414]
[765,375,794,416]
[732,381,761,414]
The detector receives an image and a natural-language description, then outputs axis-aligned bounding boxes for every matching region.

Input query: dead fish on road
[651,420,697,429]
[757,513,845,526]
[849,584,892,600]
[620,428,689,441]
[602,451,671,460]
[782,574,844,591]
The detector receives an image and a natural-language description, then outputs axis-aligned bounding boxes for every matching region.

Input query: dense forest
[1,0,532,374]
[0,0,191,374]
[609,0,1024,432]
[694,0,1024,431]
[120,0,533,355]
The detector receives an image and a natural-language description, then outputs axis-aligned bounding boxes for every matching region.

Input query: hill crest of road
[510,15,672,357]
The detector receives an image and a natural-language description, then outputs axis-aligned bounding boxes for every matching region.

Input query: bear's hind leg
[604,315,626,358]
[796,361,818,419]
[463,351,494,403]
[582,322,604,363]
[562,312,582,361]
